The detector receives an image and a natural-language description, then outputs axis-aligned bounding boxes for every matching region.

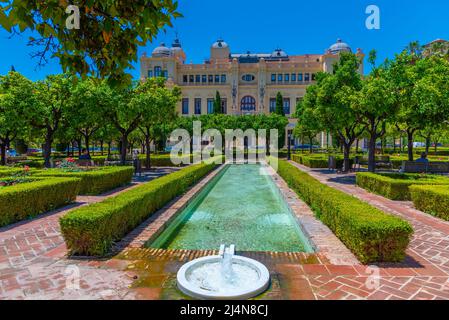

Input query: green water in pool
[148,164,313,252]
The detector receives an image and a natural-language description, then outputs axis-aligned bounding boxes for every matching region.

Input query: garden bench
[401,161,449,174]
[6,156,28,164]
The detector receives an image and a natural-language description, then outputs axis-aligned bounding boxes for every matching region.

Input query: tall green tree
[0,1,181,84]
[213,91,222,114]
[390,53,449,160]
[352,66,398,172]
[67,78,105,155]
[314,53,365,171]
[0,71,34,165]
[30,74,73,167]
[137,78,180,168]
[275,92,285,116]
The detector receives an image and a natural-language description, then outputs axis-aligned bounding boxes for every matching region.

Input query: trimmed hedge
[34,167,134,195]
[60,162,217,256]
[138,154,192,167]
[0,168,23,177]
[410,185,449,221]
[277,160,412,263]
[0,177,81,227]
[356,172,449,201]
[292,154,354,169]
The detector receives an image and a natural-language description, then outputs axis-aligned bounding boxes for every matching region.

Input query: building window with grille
[194,98,202,115]
[269,98,276,113]
[285,74,290,82]
[189,75,194,83]
[291,73,296,82]
[207,99,214,114]
[271,74,276,82]
[278,74,283,82]
[215,75,220,83]
[183,75,188,83]
[298,73,303,82]
[195,75,201,83]
[202,75,207,83]
[312,73,316,81]
[208,75,213,83]
[305,73,310,82]
[221,99,227,114]
[182,98,189,115]
[221,74,227,83]
[241,96,256,112]
[162,70,168,79]
[148,70,153,78]
[154,66,162,77]
[283,98,291,115]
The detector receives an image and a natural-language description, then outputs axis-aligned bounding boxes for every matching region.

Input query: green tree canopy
[0,0,181,84]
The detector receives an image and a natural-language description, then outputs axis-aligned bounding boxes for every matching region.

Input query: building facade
[140,38,364,146]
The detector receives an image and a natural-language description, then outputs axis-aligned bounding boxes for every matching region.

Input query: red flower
[66,158,76,163]
[23,166,30,172]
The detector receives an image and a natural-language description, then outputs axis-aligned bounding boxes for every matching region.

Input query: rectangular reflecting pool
[148,164,314,253]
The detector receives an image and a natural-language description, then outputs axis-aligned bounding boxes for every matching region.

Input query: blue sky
[1,0,448,80]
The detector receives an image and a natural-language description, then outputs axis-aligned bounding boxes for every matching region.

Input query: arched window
[241,96,256,112]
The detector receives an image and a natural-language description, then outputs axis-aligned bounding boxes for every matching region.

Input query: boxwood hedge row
[60,162,217,256]
[356,172,449,201]
[0,177,81,227]
[292,154,354,169]
[277,160,413,263]
[34,167,134,195]
[410,185,449,221]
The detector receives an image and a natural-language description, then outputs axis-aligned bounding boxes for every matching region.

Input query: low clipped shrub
[138,154,192,167]
[277,160,413,263]
[34,167,134,195]
[356,172,449,201]
[60,162,217,256]
[292,154,354,169]
[0,177,81,227]
[0,167,23,177]
[410,185,449,221]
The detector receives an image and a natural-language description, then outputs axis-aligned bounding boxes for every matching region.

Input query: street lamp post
[288,133,292,160]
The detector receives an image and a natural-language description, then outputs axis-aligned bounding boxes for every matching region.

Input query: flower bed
[60,162,217,256]
[356,172,449,201]
[276,160,413,263]
[410,185,449,221]
[34,166,134,195]
[0,177,81,227]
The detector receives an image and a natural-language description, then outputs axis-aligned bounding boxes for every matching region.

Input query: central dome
[329,39,352,54]
[152,43,171,57]
[271,48,288,58]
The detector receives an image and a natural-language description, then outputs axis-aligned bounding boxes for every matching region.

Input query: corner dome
[329,39,352,54]
[212,39,229,49]
[152,43,171,57]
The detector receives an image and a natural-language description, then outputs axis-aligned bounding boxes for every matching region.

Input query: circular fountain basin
[177,255,270,300]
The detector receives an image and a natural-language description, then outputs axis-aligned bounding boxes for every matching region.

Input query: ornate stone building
[140,38,364,146]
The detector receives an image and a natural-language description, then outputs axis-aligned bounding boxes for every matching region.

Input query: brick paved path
[287,161,449,300]
[0,168,178,300]
[2,164,449,300]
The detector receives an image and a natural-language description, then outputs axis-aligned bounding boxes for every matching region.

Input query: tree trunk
[368,133,377,173]
[309,136,313,153]
[407,131,414,162]
[343,142,352,173]
[100,140,104,156]
[77,138,82,157]
[107,142,111,159]
[85,135,90,156]
[43,131,53,168]
[145,134,151,169]
[425,136,431,155]
[435,142,438,154]
[355,139,360,154]
[120,134,128,165]
[0,143,6,166]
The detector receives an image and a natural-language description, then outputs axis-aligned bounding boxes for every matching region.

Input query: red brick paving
[2,164,449,300]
